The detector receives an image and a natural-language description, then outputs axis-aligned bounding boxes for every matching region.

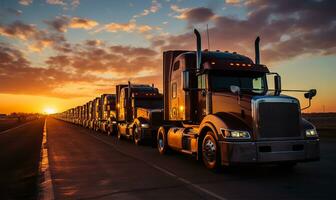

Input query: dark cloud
[159,0,336,64]
[45,15,69,32]
[178,7,215,24]
[109,45,157,57]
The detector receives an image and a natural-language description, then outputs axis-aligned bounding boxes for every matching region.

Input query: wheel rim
[134,126,140,142]
[203,137,216,163]
[158,133,164,150]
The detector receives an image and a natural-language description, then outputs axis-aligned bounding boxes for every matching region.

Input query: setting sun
[43,107,57,115]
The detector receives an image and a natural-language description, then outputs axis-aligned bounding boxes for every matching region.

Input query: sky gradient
[0,0,335,114]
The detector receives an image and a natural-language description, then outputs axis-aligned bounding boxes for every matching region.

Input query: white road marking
[0,120,34,135]
[88,133,227,200]
[38,118,55,200]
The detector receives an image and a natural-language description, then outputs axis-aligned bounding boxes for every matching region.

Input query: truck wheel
[202,131,220,170]
[117,127,123,140]
[157,127,169,154]
[133,124,142,145]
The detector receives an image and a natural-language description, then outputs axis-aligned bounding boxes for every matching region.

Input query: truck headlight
[306,129,318,137]
[221,129,251,139]
[141,123,149,128]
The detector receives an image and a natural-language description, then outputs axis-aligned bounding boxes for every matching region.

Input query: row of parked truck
[55,29,320,170]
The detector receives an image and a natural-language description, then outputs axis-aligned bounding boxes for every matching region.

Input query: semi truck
[99,94,117,135]
[156,29,320,170]
[92,97,101,131]
[84,101,92,128]
[116,82,163,145]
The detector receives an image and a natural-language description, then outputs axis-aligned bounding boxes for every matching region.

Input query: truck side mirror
[230,85,240,95]
[274,75,281,96]
[182,70,190,91]
[230,85,241,105]
[304,89,317,99]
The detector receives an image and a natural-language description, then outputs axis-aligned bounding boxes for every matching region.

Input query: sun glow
[43,107,57,115]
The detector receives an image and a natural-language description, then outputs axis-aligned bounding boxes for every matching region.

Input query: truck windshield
[210,72,266,94]
[134,98,163,109]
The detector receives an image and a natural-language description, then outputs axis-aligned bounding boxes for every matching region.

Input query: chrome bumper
[219,139,320,165]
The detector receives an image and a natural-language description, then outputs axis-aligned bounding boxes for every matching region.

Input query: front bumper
[219,139,320,166]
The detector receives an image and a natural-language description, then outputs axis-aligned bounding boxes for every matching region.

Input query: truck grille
[258,102,300,138]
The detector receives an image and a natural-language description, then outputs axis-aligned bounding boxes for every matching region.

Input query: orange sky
[0,0,335,114]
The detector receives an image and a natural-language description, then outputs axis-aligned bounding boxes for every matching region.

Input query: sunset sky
[0,0,335,114]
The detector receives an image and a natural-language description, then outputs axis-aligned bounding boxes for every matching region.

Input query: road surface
[46,118,336,199]
[0,118,44,199]
[1,117,335,199]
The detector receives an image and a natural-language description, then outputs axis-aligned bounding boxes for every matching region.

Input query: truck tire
[157,127,169,154]
[133,124,142,145]
[117,127,123,140]
[202,131,220,170]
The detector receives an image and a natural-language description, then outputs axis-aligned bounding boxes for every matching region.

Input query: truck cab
[116,82,163,145]
[157,29,319,170]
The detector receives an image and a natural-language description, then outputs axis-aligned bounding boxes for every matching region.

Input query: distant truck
[116,82,163,144]
[156,29,320,170]
[92,97,101,131]
[98,94,117,135]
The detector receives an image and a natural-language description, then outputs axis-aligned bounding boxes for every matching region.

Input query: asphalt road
[46,118,336,200]
[0,118,44,200]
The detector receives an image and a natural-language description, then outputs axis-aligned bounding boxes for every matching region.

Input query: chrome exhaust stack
[194,29,202,71]
[255,36,260,64]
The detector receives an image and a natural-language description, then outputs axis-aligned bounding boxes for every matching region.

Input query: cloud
[133,0,162,18]
[100,20,154,33]
[0,21,37,40]
[46,0,66,6]
[175,7,215,24]
[44,15,69,32]
[137,25,153,33]
[46,0,80,9]
[225,0,241,4]
[103,21,136,32]
[0,20,66,52]
[158,0,336,64]
[109,45,157,57]
[18,0,32,6]
[170,5,215,25]
[45,16,98,32]
[68,17,98,29]
[0,43,97,98]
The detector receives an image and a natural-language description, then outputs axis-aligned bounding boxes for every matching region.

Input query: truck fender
[199,114,228,141]
[133,117,149,128]
[301,118,316,131]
